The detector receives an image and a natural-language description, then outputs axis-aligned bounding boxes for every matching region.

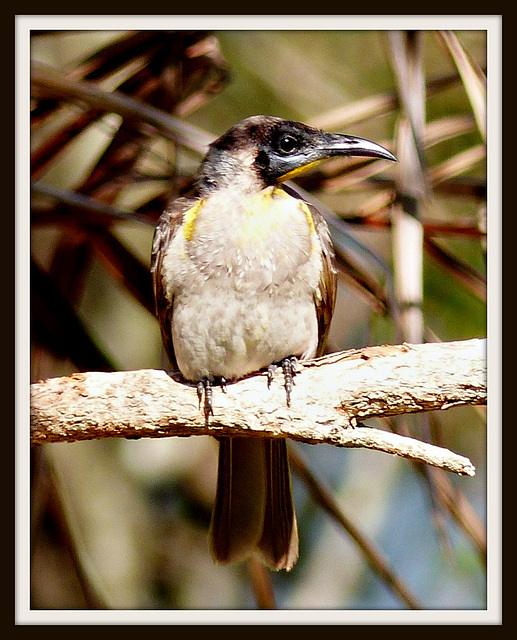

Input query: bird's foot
[197,377,227,424]
[197,379,214,425]
[268,356,298,407]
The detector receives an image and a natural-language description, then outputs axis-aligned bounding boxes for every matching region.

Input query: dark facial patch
[254,149,270,173]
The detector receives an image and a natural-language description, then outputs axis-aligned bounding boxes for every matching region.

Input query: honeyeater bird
[151,115,396,571]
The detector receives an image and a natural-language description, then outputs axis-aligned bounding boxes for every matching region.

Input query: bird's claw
[268,356,298,407]
[197,379,214,425]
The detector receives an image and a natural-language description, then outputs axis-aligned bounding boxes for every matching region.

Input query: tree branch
[30,338,486,476]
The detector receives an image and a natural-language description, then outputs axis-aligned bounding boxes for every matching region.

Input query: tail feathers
[257,439,299,571]
[209,437,298,571]
[209,437,267,564]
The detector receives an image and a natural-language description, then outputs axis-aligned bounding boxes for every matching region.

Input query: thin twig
[246,557,278,609]
[289,446,422,609]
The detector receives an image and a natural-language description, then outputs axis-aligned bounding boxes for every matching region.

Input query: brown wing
[311,202,338,357]
[150,198,195,370]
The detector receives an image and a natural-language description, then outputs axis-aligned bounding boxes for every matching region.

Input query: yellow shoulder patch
[183,199,205,241]
[299,200,316,237]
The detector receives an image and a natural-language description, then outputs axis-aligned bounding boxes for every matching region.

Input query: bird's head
[197,115,396,194]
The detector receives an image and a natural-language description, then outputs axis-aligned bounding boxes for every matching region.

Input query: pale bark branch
[30,338,486,477]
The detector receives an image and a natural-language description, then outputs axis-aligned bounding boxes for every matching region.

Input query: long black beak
[320,133,397,162]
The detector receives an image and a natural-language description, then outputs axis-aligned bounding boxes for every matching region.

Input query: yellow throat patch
[182,187,315,248]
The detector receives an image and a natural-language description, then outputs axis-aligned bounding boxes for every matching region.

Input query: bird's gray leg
[268,356,298,407]
[197,379,214,424]
[197,378,228,424]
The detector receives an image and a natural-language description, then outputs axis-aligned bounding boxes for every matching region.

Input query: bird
[151,115,396,571]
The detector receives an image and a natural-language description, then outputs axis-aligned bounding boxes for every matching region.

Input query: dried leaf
[436,31,486,142]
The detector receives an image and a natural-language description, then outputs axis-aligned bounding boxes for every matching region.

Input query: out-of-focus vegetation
[29,29,488,612]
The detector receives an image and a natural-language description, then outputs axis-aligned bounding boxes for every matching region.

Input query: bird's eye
[277,134,300,155]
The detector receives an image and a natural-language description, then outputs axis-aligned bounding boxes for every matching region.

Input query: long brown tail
[258,439,299,571]
[209,437,298,571]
